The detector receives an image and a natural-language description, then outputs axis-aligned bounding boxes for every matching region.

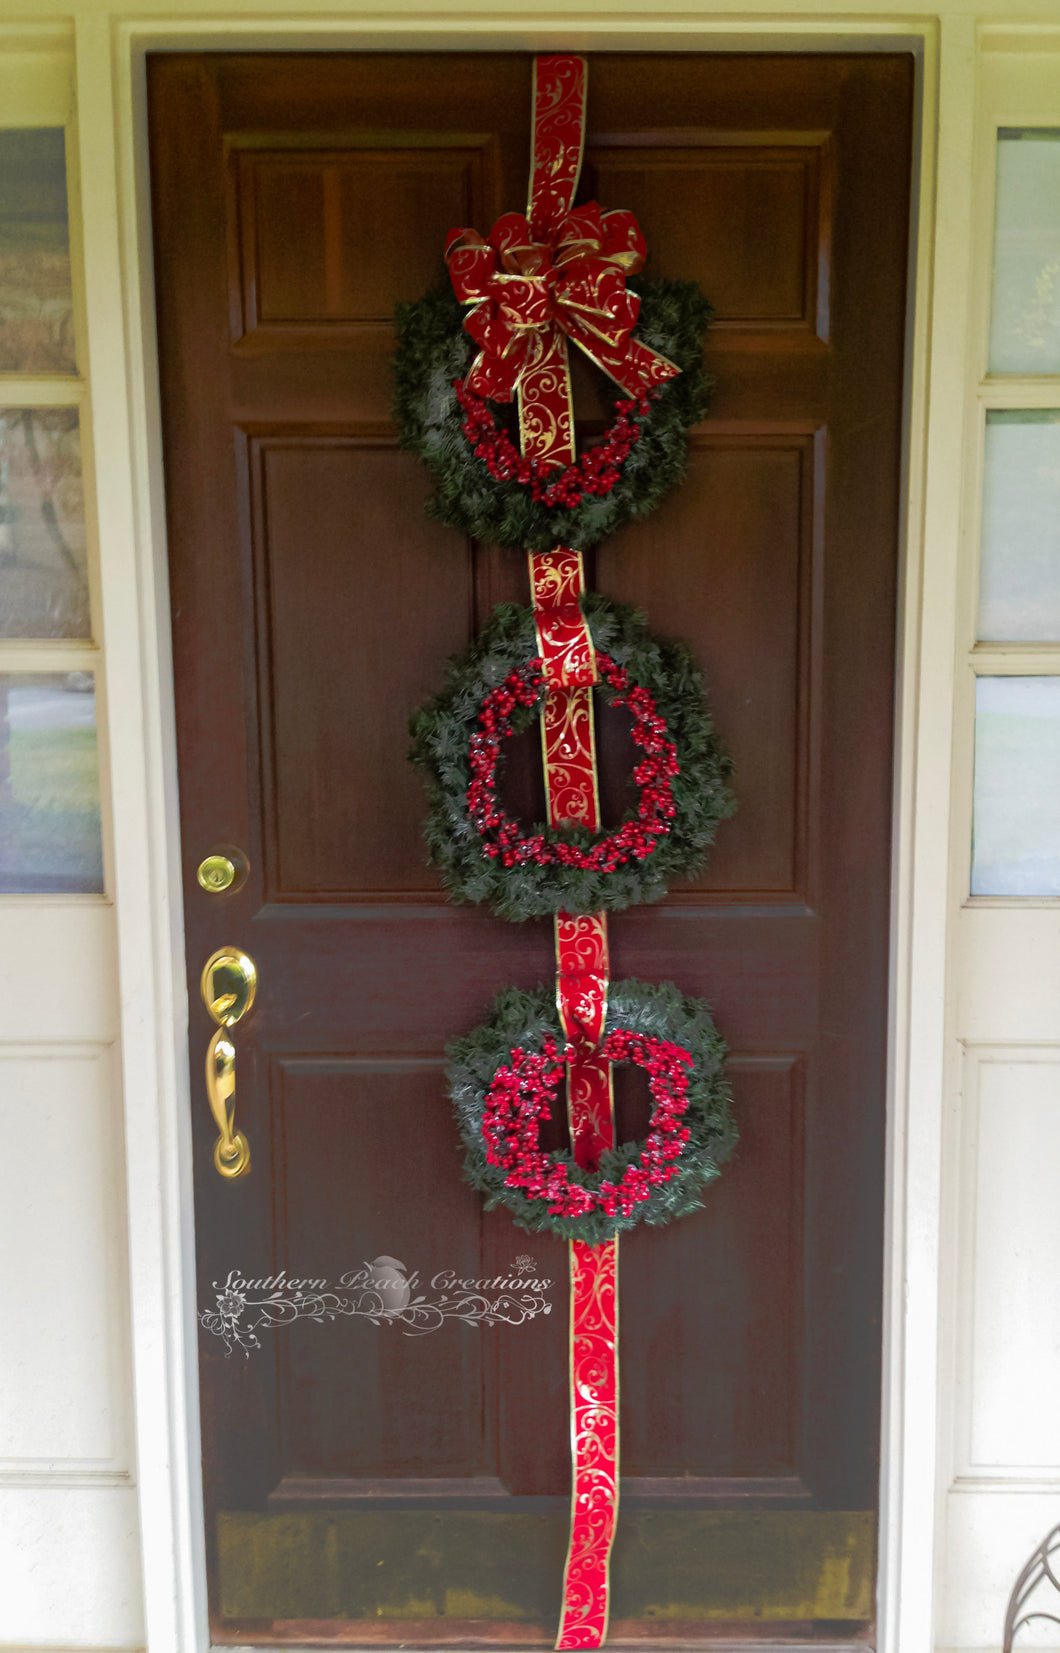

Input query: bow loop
[446,199,677,406]
[598,208,648,272]
[490,213,553,275]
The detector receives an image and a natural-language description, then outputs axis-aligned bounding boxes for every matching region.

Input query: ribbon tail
[518,333,576,473]
[567,323,683,397]
[556,1236,620,1652]
[530,539,616,1648]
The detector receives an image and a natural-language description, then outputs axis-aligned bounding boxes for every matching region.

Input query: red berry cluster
[455,380,659,508]
[467,653,679,871]
[481,1030,694,1220]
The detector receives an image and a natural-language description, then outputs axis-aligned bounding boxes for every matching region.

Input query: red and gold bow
[446,203,677,404]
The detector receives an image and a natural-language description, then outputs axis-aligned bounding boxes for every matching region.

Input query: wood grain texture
[148,48,913,1643]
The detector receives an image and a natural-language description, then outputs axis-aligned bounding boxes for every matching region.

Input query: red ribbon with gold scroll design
[534,549,618,1651]
[516,59,622,1651]
[447,56,687,1644]
[446,56,679,471]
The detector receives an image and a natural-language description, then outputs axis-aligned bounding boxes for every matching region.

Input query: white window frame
[935,31,1060,1653]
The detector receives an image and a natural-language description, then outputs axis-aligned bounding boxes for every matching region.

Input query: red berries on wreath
[408,597,734,923]
[467,653,679,872]
[455,380,659,509]
[482,1030,694,1220]
[394,281,714,554]
[446,979,736,1243]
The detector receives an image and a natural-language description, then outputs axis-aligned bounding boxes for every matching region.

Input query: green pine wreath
[393,277,714,552]
[448,979,736,1244]
[408,596,734,922]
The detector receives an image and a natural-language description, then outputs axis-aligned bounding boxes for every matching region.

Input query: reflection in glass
[978,410,1060,641]
[0,409,88,638]
[973,677,1060,896]
[989,130,1060,374]
[0,129,74,373]
[0,673,103,893]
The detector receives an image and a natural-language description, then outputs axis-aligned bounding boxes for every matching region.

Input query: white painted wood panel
[0,1484,144,1648]
[958,907,1060,1045]
[0,902,118,1041]
[0,1043,129,1471]
[960,1050,1060,1475]
[943,1489,1060,1651]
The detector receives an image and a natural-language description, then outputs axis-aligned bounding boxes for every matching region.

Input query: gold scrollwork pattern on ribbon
[519,342,576,473]
[528,531,617,1648]
[529,548,599,687]
[557,1238,620,1649]
[528,55,588,231]
[541,686,601,828]
[556,912,612,1168]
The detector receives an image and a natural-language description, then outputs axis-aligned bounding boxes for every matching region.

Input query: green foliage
[408,596,734,921]
[447,979,736,1244]
[393,277,714,551]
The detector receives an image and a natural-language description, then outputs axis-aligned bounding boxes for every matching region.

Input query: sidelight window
[0,128,103,894]
[971,131,1060,897]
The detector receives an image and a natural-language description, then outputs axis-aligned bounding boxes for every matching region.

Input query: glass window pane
[0,129,74,373]
[0,409,88,638]
[989,129,1060,374]
[0,672,103,894]
[978,410,1060,641]
[972,677,1060,896]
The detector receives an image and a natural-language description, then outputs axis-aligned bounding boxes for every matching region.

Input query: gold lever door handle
[200,947,257,1179]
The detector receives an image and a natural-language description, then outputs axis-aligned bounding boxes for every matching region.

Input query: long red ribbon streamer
[450,54,639,1644]
[530,546,619,1650]
[523,59,618,1651]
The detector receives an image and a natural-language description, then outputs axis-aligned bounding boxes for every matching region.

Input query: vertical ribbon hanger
[443,53,683,1646]
[519,58,619,1651]
[531,537,619,1648]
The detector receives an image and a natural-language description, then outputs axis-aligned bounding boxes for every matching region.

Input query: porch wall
[0,8,1057,1653]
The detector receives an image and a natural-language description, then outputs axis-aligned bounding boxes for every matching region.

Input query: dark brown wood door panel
[149,50,912,1644]
[246,432,469,896]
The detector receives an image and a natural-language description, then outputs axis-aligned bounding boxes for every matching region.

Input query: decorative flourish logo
[199,1256,553,1357]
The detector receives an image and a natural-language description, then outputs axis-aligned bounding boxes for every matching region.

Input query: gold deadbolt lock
[196,847,249,894]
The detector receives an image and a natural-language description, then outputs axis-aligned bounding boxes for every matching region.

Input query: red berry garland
[409,597,734,922]
[455,380,659,509]
[448,980,735,1243]
[481,1030,694,1220]
[467,653,679,871]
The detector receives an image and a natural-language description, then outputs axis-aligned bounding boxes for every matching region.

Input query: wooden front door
[149,51,912,1647]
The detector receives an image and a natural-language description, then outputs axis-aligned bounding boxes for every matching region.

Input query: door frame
[78,12,960,1651]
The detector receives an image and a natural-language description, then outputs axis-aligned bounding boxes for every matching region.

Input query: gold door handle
[201,947,257,1179]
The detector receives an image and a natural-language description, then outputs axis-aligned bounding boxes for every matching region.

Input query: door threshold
[213,1643,874,1652]
[213,1639,874,1653]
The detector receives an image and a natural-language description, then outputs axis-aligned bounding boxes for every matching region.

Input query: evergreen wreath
[447,979,736,1244]
[408,596,734,922]
[393,277,714,552]
[465,651,680,874]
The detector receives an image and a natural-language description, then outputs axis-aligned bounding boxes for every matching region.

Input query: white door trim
[76,12,962,1650]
